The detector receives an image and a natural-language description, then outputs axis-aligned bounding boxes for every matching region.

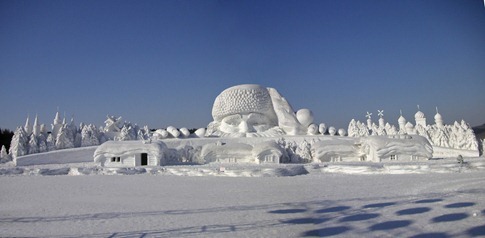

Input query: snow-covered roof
[201,142,253,158]
[252,141,285,157]
[94,140,167,163]
[361,135,433,159]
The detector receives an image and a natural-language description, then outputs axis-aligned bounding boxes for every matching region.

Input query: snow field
[0,172,484,237]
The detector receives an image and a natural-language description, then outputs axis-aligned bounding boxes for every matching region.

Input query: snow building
[360,135,433,162]
[312,137,364,162]
[94,141,167,167]
[311,135,433,162]
[200,141,286,164]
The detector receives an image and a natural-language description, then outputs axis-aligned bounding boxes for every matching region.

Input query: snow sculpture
[205,84,308,137]
[347,108,479,158]
[179,128,190,138]
[338,128,346,136]
[194,128,206,138]
[312,135,433,163]
[361,135,433,162]
[328,127,336,136]
[9,127,29,159]
[94,140,167,167]
[28,135,39,154]
[55,125,74,150]
[377,110,385,128]
[295,140,312,163]
[318,123,327,135]
[414,105,427,128]
[307,124,318,135]
[153,129,168,139]
[200,141,286,164]
[366,112,373,129]
[104,115,123,132]
[312,137,364,162]
[166,126,180,138]
[81,124,100,147]
[296,109,314,127]
[0,145,11,163]
[24,116,32,135]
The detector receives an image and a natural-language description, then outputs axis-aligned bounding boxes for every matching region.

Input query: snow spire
[62,112,66,125]
[33,114,40,136]
[24,114,32,135]
[54,109,62,125]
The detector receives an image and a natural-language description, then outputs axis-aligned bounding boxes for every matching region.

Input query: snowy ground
[1,159,485,237]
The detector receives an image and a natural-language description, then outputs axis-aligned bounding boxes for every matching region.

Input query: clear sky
[1,0,484,131]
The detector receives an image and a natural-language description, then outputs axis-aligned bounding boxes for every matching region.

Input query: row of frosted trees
[347,119,479,151]
[2,116,152,161]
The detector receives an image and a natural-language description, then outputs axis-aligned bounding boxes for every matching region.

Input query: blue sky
[1,0,484,131]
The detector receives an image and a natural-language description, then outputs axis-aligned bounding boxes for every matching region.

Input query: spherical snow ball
[338,128,346,136]
[328,126,336,136]
[296,109,314,127]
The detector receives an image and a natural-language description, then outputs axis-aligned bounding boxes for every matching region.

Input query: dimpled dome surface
[212,84,274,121]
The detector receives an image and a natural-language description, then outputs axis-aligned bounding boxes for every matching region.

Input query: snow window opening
[390,155,396,160]
[111,157,121,162]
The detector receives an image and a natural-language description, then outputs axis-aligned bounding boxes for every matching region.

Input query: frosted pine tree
[38,137,47,153]
[119,124,136,141]
[81,124,100,147]
[74,132,82,148]
[295,140,312,163]
[46,133,56,151]
[347,119,358,137]
[0,145,10,162]
[56,126,74,150]
[81,125,92,147]
[9,127,29,159]
[28,135,39,154]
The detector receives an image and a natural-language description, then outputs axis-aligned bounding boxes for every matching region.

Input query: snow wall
[432,146,479,158]
[15,146,98,166]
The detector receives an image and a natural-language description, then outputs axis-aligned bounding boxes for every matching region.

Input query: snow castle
[3,84,481,167]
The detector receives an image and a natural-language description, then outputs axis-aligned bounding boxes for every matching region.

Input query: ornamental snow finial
[378,110,384,118]
[417,105,420,111]
[436,106,439,114]
[400,109,403,116]
[365,112,372,119]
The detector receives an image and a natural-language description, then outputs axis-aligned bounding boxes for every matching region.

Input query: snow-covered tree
[9,127,29,159]
[0,145,10,162]
[56,125,74,150]
[295,140,312,163]
[38,137,47,153]
[347,119,359,137]
[81,124,100,147]
[28,135,39,154]
[46,133,56,151]
[118,124,136,141]
[74,132,82,148]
